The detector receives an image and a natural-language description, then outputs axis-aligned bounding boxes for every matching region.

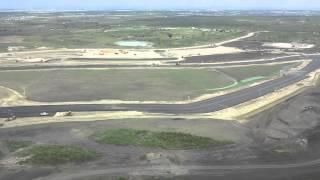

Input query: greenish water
[115,40,153,47]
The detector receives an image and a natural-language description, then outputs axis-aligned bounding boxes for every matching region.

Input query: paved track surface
[0,55,319,118]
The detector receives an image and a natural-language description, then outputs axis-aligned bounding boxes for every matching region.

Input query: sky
[1,0,320,10]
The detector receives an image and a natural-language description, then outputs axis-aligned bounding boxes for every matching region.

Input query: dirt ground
[2,84,320,179]
[0,118,252,180]
[0,89,9,99]
[247,86,320,142]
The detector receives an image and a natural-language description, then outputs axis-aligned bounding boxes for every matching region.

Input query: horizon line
[1,8,320,12]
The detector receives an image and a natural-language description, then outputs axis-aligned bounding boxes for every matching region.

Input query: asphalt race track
[0,55,319,118]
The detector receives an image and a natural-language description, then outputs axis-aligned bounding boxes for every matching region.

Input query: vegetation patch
[249,31,320,45]
[19,145,98,165]
[93,129,232,149]
[22,27,244,49]
[5,140,32,152]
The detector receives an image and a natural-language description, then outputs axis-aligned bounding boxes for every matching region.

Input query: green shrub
[19,145,98,165]
[94,129,232,149]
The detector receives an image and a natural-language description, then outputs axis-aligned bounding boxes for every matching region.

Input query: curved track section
[0,56,319,118]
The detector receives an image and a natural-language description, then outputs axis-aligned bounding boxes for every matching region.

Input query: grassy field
[21,27,244,49]
[218,62,298,81]
[0,69,233,102]
[248,31,320,45]
[19,145,98,165]
[0,63,295,102]
[93,129,232,149]
[2,12,320,51]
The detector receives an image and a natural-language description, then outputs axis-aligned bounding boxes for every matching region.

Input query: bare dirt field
[248,86,320,142]
[0,118,251,180]
[263,42,314,49]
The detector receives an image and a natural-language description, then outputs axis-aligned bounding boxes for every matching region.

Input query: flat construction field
[0,69,231,102]
[0,63,297,103]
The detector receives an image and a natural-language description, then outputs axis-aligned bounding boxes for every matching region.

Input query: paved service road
[0,56,319,118]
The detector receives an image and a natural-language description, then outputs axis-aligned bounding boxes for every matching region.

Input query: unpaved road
[40,158,320,180]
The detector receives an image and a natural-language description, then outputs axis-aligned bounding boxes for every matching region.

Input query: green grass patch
[93,129,232,149]
[19,145,98,165]
[5,140,32,152]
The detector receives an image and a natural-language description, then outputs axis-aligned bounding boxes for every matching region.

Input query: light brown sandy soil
[0,46,244,64]
[0,86,26,106]
[168,46,244,59]
[263,42,315,49]
[0,88,9,99]
[0,32,255,64]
